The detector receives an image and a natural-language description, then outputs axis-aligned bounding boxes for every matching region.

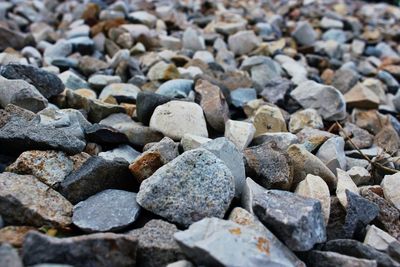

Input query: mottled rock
[252,132,298,150]
[137,149,235,226]
[0,172,72,227]
[150,100,208,140]
[253,189,326,251]
[73,189,140,232]
[253,105,287,136]
[224,119,256,150]
[289,108,324,134]
[22,231,138,267]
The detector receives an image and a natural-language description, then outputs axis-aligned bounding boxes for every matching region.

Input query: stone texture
[98,145,140,163]
[253,105,287,136]
[0,172,72,227]
[292,21,317,46]
[381,173,400,210]
[149,100,208,140]
[344,83,380,109]
[253,189,326,251]
[252,132,298,150]
[224,119,256,150]
[136,149,235,227]
[72,189,140,232]
[228,30,260,56]
[289,108,324,134]
[22,231,138,267]
[136,91,172,125]
[336,169,359,208]
[364,225,396,251]
[180,134,211,151]
[307,250,377,267]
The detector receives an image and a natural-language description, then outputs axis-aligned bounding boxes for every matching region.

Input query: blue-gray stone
[156,79,194,98]
[230,88,257,108]
[322,29,347,44]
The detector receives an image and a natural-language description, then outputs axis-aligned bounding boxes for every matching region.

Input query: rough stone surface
[224,119,256,150]
[137,149,235,227]
[0,172,72,227]
[253,105,287,136]
[289,108,324,134]
[136,91,172,125]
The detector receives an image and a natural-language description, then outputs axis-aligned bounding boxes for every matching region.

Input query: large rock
[0,77,48,112]
[295,174,331,225]
[6,150,74,188]
[0,172,72,227]
[128,220,185,267]
[22,231,138,267]
[149,100,208,140]
[174,217,305,267]
[253,189,326,251]
[136,149,235,227]
[194,79,229,132]
[253,105,287,136]
[0,64,64,98]
[0,117,85,155]
[72,189,140,232]
[381,173,400,210]
[244,143,293,190]
[59,156,136,204]
[290,80,347,121]
[287,144,337,190]
[201,137,246,197]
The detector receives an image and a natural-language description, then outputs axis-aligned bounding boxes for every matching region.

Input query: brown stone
[344,83,380,109]
[129,152,164,183]
[374,126,400,154]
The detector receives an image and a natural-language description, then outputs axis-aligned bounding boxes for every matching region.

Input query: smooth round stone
[72,189,140,233]
[88,75,122,90]
[156,79,194,98]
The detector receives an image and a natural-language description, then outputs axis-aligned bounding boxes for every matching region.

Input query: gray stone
[136,91,172,125]
[347,167,371,186]
[136,149,235,227]
[241,177,266,214]
[316,136,346,175]
[0,77,48,112]
[291,80,347,121]
[6,150,74,188]
[73,189,140,232]
[249,58,282,87]
[182,27,205,51]
[156,79,194,98]
[0,117,85,155]
[128,220,185,267]
[289,108,324,134]
[292,21,317,46]
[253,189,326,251]
[381,172,400,210]
[307,250,377,267]
[320,17,344,29]
[224,119,256,150]
[342,123,374,150]
[244,143,293,190]
[22,231,138,267]
[322,29,347,44]
[228,30,260,56]
[202,137,246,197]
[0,243,23,267]
[128,11,157,27]
[230,88,257,108]
[167,260,194,267]
[331,68,360,94]
[59,156,135,204]
[0,172,72,227]
[181,134,211,151]
[59,71,88,90]
[260,78,292,104]
[252,132,298,150]
[99,83,141,103]
[88,75,121,90]
[43,40,73,64]
[99,145,141,163]
[0,64,65,98]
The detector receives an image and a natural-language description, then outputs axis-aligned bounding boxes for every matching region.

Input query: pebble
[156,79,194,98]
[228,30,260,56]
[99,83,141,103]
[0,172,72,227]
[224,119,256,150]
[137,149,235,227]
[182,27,205,51]
[307,250,377,267]
[292,21,317,46]
[252,132,298,150]
[149,100,208,140]
[316,136,347,174]
[98,145,140,163]
[336,169,359,208]
[72,189,140,232]
[180,134,211,151]
[289,108,324,133]
[0,243,23,267]
[381,173,400,210]
[344,83,380,109]
[253,105,287,136]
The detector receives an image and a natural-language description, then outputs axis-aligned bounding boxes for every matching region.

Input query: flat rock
[22,231,138,267]
[149,100,208,140]
[0,64,64,98]
[0,117,85,155]
[290,80,347,121]
[244,143,293,190]
[295,174,331,225]
[99,83,141,103]
[0,172,72,227]
[224,119,256,150]
[253,189,326,251]
[128,220,185,267]
[72,189,140,232]
[194,79,229,132]
[59,156,135,204]
[201,137,246,197]
[381,173,400,210]
[6,150,74,188]
[287,144,337,190]
[136,149,235,227]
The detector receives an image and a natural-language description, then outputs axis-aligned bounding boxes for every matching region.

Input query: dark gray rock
[307,250,377,267]
[128,220,185,267]
[22,231,138,267]
[59,156,136,204]
[343,190,379,238]
[85,124,129,145]
[388,241,400,263]
[137,149,235,227]
[326,196,347,240]
[322,239,400,267]
[0,64,65,98]
[136,91,172,125]
[0,243,23,267]
[253,189,326,251]
[73,189,140,232]
[331,68,360,94]
[0,117,85,156]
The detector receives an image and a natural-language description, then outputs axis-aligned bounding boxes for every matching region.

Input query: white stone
[336,168,359,208]
[181,134,211,151]
[364,225,396,251]
[381,173,400,210]
[224,120,256,150]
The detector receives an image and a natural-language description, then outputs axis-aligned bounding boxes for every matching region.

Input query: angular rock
[180,134,211,151]
[194,79,229,132]
[228,30,260,56]
[336,169,359,208]
[244,143,293,190]
[0,172,72,227]
[202,137,246,197]
[99,83,141,103]
[156,79,194,98]
[128,220,185,267]
[253,105,287,136]
[22,231,138,267]
[253,189,326,251]
[331,68,360,94]
[307,250,377,267]
[344,83,380,109]
[295,174,331,225]
[224,119,256,150]
[289,108,324,134]
[347,167,371,186]
[98,145,140,163]
[364,225,396,251]
[230,88,257,108]
[341,123,374,150]
[85,124,129,145]
[149,100,208,140]
[59,156,135,204]
[252,132,298,150]
[374,126,400,155]
[136,91,172,125]
[182,27,205,51]
[381,173,400,210]
[292,21,317,46]
[290,80,347,121]
[316,136,346,174]
[73,189,140,232]
[137,149,235,226]
[6,150,74,188]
